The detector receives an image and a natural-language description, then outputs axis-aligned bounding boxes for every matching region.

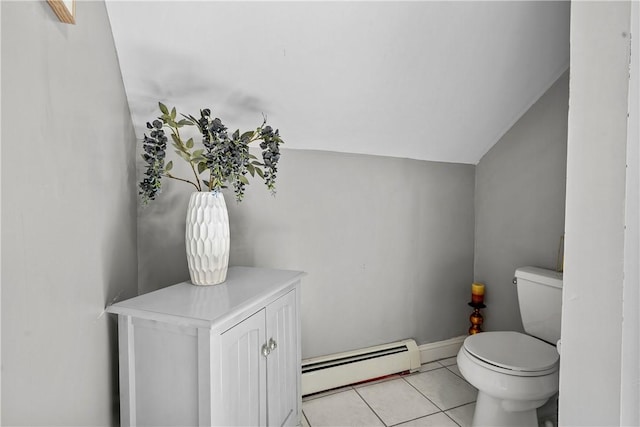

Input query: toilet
[457,266,563,427]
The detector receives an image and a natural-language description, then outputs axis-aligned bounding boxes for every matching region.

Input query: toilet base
[473,391,546,427]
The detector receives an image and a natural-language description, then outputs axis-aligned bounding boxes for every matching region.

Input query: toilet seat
[463,331,559,377]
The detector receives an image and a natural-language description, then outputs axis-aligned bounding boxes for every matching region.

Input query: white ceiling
[106,1,570,165]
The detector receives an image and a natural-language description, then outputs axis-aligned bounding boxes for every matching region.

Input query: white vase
[185,191,230,285]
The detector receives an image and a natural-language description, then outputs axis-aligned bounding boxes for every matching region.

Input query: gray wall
[474,71,569,333]
[1,2,138,425]
[0,2,568,422]
[139,150,475,358]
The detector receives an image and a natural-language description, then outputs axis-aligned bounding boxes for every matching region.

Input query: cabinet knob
[268,338,277,352]
[261,343,270,357]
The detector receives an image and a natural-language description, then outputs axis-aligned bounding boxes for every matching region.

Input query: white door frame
[621,2,639,424]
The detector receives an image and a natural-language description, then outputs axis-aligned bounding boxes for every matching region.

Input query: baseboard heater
[301,339,421,396]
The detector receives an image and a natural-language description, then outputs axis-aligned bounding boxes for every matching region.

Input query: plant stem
[164,173,200,191]
[189,160,202,191]
[173,125,202,192]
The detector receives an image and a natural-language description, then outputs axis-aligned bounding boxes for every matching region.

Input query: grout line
[402,368,477,413]
[445,401,476,413]
[352,386,389,427]
[442,410,463,427]
[445,365,466,380]
[301,409,311,427]
[302,363,476,427]
[386,411,444,427]
[437,357,458,367]
[444,401,477,427]
[401,372,444,411]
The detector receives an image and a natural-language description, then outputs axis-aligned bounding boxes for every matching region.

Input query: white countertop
[107,266,305,328]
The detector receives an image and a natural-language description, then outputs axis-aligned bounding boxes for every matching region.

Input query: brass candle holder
[468,301,485,335]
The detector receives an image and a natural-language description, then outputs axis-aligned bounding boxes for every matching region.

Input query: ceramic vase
[185,191,230,285]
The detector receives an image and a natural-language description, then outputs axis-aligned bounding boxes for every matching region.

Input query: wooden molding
[47,0,75,25]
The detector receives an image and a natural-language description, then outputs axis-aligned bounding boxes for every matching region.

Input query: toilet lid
[463,331,559,373]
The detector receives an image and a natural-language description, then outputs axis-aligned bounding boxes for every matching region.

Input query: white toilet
[457,266,563,427]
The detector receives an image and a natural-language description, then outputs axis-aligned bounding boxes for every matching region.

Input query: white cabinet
[266,290,299,427]
[107,267,304,427]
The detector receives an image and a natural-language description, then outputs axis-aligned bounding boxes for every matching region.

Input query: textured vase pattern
[185,191,230,285]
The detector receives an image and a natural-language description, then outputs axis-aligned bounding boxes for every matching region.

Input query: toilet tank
[515,266,563,344]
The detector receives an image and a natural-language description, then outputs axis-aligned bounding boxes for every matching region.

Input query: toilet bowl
[457,331,559,427]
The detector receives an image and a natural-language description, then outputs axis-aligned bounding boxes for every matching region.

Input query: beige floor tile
[394,412,459,427]
[302,389,384,427]
[356,378,440,426]
[301,411,311,427]
[438,356,458,367]
[405,368,477,411]
[445,363,464,378]
[445,402,476,427]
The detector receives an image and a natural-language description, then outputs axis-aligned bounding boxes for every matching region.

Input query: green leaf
[175,150,191,162]
[246,163,255,177]
[255,167,265,179]
[171,107,177,120]
[241,130,255,141]
[186,138,194,149]
[165,160,173,172]
[198,162,207,174]
[159,102,169,115]
[238,175,250,185]
[177,119,192,126]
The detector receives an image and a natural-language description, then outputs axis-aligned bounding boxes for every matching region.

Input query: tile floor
[301,357,478,427]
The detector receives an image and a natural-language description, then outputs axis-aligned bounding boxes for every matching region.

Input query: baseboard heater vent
[301,339,420,396]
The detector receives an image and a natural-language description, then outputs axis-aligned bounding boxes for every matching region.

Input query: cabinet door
[219,309,267,427]
[266,290,299,427]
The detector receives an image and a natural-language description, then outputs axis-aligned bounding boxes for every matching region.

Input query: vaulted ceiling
[106,1,570,165]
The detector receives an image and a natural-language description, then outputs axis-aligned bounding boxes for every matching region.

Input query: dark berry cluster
[196,109,251,200]
[259,125,282,192]
[138,102,284,204]
[139,120,168,203]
